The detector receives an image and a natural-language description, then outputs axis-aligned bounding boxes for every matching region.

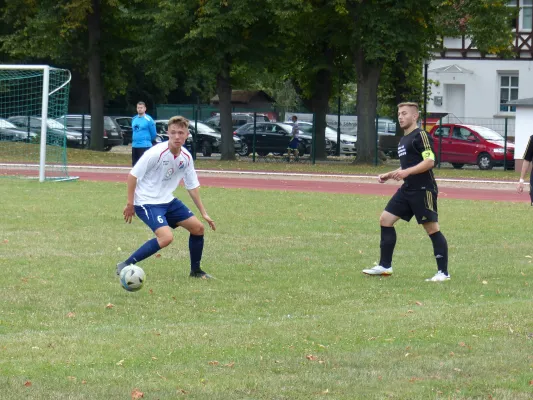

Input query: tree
[139,0,280,160]
[272,0,355,160]
[0,0,143,151]
[345,0,514,164]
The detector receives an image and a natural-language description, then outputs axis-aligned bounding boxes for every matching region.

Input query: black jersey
[397,128,437,192]
[523,135,533,162]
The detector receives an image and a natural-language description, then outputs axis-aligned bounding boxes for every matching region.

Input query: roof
[210,90,275,105]
[429,64,474,74]
[506,97,533,107]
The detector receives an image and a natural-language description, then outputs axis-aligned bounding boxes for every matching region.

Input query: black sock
[379,226,396,268]
[189,234,204,273]
[429,231,448,275]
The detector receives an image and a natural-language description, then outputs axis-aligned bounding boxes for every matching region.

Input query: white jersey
[130,142,200,205]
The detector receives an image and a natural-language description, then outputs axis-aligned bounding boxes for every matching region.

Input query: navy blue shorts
[135,198,194,232]
[288,138,299,150]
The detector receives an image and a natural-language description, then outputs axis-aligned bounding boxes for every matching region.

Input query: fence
[435,115,515,139]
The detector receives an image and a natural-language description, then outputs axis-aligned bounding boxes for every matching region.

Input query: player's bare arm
[517,160,531,193]
[123,174,137,223]
[187,187,216,231]
[392,158,434,181]
[378,168,401,183]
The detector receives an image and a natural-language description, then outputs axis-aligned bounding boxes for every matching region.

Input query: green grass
[1,179,532,399]
[0,142,520,180]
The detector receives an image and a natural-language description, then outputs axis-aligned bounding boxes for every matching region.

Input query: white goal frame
[0,64,72,182]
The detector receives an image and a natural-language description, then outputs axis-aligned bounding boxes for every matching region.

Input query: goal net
[0,65,75,181]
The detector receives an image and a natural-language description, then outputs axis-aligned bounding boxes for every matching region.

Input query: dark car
[7,116,83,148]
[0,118,37,142]
[154,120,242,156]
[109,116,133,145]
[56,115,123,151]
[234,122,332,157]
[204,113,270,132]
[284,121,357,156]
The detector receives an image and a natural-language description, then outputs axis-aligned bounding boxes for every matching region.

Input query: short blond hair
[168,116,189,129]
[397,102,419,110]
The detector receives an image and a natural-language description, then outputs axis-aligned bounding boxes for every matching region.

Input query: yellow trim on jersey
[426,190,435,212]
[419,130,431,151]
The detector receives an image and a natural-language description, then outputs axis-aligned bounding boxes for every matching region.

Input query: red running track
[42,170,531,203]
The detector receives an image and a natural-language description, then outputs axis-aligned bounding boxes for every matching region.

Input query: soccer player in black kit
[362,102,450,282]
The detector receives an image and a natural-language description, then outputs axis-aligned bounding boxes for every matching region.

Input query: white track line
[1,163,527,185]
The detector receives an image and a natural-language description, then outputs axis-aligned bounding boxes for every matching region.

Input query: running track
[50,169,530,203]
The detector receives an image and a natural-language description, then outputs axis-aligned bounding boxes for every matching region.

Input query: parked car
[284,121,357,156]
[154,119,242,156]
[234,122,332,157]
[428,123,515,170]
[56,115,123,151]
[0,118,37,142]
[7,116,83,148]
[109,116,133,145]
[204,113,270,132]
[377,118,397,136]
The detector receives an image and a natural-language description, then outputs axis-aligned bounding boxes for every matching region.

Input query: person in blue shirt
[131,101,157,166]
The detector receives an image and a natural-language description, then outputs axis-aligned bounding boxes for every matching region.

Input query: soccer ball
[119,265,146,292]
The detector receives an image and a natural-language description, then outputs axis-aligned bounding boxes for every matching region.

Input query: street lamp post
[423,59,429,131]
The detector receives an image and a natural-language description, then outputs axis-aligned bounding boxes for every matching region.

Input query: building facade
[426,0,533,127]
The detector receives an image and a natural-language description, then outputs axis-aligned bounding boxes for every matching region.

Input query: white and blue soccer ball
[119,264,146,292]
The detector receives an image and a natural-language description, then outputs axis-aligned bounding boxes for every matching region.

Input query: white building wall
[427,59,533,120]
[514,107,533,159]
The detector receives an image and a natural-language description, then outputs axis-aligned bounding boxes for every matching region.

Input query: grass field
[1,179,532,399]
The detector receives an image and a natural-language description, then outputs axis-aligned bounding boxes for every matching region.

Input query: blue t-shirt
[132,114,156,148]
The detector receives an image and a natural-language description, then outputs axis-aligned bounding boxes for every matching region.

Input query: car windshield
[470,126,504,141]
[192,122,218,134]
[277,123,294,133]
[47,119,67,129]
[0,119,17,129]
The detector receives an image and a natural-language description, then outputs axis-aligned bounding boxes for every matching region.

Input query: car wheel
[238,142,249,156]
[451,163,464,169]
[202,141,212,157]
[477,153,493,170]
[298,143,306,156]
[103,145,112,152]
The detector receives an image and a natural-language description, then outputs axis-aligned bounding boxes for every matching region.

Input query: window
[499,74,519,112]
[523,0,533,30]
[452,127,472,140]
[434,127,450,137]
[508,0,532,30]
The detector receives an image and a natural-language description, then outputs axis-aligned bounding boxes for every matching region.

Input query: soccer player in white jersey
[117,115,216,279]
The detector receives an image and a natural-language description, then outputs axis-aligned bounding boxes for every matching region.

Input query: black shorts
[385,187,438,224]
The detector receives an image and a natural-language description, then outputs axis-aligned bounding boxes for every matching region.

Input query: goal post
[0,65,76,181]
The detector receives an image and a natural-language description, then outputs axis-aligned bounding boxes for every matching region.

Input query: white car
[285,121,357,156]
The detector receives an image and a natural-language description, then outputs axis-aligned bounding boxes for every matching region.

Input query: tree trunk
[216,61,236,161]
[295,60,333,160]
[353,50,383,164]
[87,0,104,151]
[308,68,332,160]
[392,51,409,136]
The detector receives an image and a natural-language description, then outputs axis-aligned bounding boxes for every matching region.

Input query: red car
[428,124,514,170]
